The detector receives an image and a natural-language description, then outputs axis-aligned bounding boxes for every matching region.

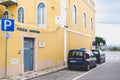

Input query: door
[90,51,96,66]
[24,38,34,72]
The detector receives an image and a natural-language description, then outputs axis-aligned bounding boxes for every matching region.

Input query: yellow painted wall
[67,0,95,35]
[0,5,6,18]
[0,0,95,78]
[66,0,95,57]
[37,28,64,62]
[6,0,60,30]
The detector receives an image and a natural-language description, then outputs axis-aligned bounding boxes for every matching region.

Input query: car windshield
[92,50,99,55]
[69,51,83,58]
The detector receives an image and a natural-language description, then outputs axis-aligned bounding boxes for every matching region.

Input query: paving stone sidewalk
[2,65,67,80]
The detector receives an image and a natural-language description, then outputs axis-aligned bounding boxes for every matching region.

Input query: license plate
[70,61,76,63]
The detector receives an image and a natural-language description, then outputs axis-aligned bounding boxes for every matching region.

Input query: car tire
[99,60,101,64]
[86,64,90,71]
[104,59,106,62]
[68,66,72,70]
[94,62,97,67]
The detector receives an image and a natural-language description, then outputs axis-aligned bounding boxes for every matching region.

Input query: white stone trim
[64,28,67,62]
[80,0,95,13]
[60,0,67,27]
[17,6,25,23]
[83,12,87,30]
[90,17,93,32]
[21,35,37,74]
[36,1,46,28]
[72,4,77,25]
[67,29,93,38]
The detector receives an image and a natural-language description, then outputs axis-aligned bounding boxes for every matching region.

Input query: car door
[90,51,96,66]
[86,51,93,67]
[99,50,105,62]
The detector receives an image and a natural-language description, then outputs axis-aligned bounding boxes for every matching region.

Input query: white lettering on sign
[4,20,12,30]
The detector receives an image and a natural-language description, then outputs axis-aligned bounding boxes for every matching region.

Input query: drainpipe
[64,27,67,64]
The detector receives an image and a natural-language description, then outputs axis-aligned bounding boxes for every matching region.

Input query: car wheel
[86,64,90,71]
[94,62,97,67]
[104,59,106,62]
[68,66,72,70]
[99,60,101,64]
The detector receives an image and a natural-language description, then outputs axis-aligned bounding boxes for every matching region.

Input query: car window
[90,51,95,57]
[69,51,83,58]
[99,50,104,55]
[92,50,99,55]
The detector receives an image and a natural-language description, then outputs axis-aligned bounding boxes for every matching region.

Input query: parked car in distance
[91,49,105,64]
[67,49,97,71]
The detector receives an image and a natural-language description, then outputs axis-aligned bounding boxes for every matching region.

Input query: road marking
[72,62,108,80]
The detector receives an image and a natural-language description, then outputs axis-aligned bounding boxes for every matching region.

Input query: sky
[94,0,120,45]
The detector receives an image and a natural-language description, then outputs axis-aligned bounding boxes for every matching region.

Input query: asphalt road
[30,51,120,80]
[74,61,120,80]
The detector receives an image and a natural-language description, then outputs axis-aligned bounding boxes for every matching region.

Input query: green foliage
[95,37,106,46]
[95,37,106,49]
[111,47,120,51]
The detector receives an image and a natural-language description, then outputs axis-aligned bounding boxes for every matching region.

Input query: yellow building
[0,0,95,78]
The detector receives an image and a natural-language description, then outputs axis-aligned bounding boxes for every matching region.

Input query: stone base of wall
[37,60,64,71]
[0,60,64,78]
[0,64,22,78]
[0,67,5,78]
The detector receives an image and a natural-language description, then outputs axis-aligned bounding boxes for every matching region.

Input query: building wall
[65,0,95,58]
[0,5,6,18]
[66,0,95,34]
[0,0,95,78]
[66,0,95,46]
[6,0,61,30]
[0,23,65,77]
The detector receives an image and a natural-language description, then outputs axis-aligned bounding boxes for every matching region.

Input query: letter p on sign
[1,18,14,32]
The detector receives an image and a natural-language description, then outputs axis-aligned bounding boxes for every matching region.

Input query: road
[30,51,120,80]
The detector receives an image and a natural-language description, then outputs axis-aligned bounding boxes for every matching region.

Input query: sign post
[1,18,14,79]
[5,32,8,79]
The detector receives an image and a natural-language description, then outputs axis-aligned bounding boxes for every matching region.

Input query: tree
[95,37,106,49]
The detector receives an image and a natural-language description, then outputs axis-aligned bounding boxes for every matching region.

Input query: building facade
[0,0,95,78]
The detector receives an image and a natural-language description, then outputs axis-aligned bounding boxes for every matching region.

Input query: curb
[9,66,67,80]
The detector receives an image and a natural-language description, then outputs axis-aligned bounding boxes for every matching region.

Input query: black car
[91,49,105,64]
[68,49,97,71]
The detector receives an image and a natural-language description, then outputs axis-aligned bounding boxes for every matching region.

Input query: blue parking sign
[1,18,14,32]
[92,41,97,46]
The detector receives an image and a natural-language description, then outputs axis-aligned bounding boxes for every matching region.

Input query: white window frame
[83,12,86,29]
[18,7,24,23]
[72,5,77,25]
[37,2,46,27]
[90,17,93,31]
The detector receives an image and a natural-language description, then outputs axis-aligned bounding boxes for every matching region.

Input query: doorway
[24,38,34,72]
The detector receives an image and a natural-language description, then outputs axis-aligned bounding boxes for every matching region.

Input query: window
[90,18,93,31]
[69,51,83,58]
[83,13,86,28]
[4,11,9,18]
[18,7,24,23]
[37,2,46,26]
[92,50,99,55]
[72,5,77,24]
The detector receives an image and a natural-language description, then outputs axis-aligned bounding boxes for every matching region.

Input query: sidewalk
[8,65,67,80]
